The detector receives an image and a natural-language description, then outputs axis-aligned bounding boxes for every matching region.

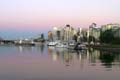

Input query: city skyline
[0,0,120,39]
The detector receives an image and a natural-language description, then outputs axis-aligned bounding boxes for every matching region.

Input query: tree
[88,35,95,44]
[100,29,114,44]
[73,35,77,42]
[100,29,120,44]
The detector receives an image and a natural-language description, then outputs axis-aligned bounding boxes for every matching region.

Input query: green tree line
[100,29,120,44]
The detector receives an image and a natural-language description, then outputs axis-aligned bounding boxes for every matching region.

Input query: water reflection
[48,47,89,67]
[48,46,120,69]
[100,51,120,68]
[0,45,120,80]
[36,43,45,54]
[15,44,120,69]
[17,46,34,53]
[16,43,45,54]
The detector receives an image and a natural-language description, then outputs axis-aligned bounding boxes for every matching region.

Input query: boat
[55,42,68,48]
[68,40,76,46]
[47,41,58,46]
[74,43,87,50]
[14,39,35,46]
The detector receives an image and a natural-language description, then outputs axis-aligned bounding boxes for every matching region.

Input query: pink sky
[0,0,120,39]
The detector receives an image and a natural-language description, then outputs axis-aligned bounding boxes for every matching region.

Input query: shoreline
[88,44,120,51]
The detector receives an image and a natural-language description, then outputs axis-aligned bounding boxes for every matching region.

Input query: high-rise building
[48,31,53,41]
[62,24,77,41]
[52,27,61,40]
[89,23,100,41]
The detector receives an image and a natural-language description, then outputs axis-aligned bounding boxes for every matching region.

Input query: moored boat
[14,39,35,46]
[74,43,87,50]
[47,41,58,46]
[55,42,68,48]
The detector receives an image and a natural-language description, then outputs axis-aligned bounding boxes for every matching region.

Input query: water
[0,44,120,80]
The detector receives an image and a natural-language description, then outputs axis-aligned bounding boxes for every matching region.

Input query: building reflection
[36,43,45,54]
[48,46,120,69]
[16,45,120,69]
[17,46,34,53]
[48,47,88,67]
[62,50,73,66]
[88,48,100,64]
[16,43,45,54]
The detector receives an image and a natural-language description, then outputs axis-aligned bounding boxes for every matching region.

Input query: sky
[0,0,120,39]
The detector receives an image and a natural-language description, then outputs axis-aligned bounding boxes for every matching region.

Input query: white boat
[14,39,35,46]
[69,40,76,46]
[47,41,58,46]
[55,42,68,48]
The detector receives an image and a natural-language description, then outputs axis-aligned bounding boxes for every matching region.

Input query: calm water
[0,44,120,80]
